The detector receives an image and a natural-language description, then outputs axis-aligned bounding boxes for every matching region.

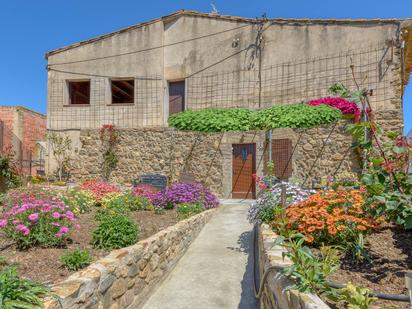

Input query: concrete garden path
[142,200,258,309]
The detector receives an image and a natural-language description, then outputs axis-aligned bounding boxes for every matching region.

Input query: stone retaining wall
[258,224,330,309]
[43,209,216,309]
[64,120,361,198]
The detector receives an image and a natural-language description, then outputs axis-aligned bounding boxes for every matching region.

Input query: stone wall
[43,208,216,309]
[68,121,361,197]
[258,224,329,309]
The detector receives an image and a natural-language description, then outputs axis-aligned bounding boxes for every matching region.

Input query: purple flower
[153,182,219,209]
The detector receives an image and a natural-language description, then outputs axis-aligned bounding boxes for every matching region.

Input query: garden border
[258,223,330,309]
[43,208,217,309]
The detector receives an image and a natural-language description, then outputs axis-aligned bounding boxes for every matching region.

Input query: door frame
[231,143,256,199]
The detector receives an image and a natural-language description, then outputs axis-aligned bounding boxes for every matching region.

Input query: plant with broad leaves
[91,214,139,249]
[0,266,49,308]
[274,234,340,295]
[354,130,412,229]
[337,282,377,309]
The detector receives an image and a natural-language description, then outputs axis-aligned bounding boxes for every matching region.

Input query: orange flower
[304,235,314,244]
[356,225,367,231]
[307,226,316,232]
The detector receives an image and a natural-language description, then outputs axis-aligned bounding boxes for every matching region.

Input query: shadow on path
[228,230,259,309]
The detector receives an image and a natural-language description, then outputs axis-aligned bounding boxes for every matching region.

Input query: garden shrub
[91,214,139,249]
[132,183,159,202]
[168,108,257,132]
[256,103,342,129]
[176,203,204,219]
[168,104,342,133]
[359,132,412,229]
[153,182,219,209]
[0,194,78,249]
[248,181,314,224]
[60,249,92,271]
[0,152,22,191]
[275,235,340,294]
[61,189,97,215]
[80,179,120,201]
[283,189,379,261]
[0,267,49,308]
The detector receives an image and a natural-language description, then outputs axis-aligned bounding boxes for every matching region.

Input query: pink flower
[0,219,7,228]
[28,213,39,221]
[55,226,69,237]
[64,211,75,220]
[12,219,20,225]
[52,212,61,219]
[52,222,60,227]
[74,224,81,230]
[22,228,30,236]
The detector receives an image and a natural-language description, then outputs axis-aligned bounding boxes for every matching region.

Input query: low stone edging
[44,208,217,309]
[258,224,330,309]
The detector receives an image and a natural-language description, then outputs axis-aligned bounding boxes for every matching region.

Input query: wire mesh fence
[186,44,396,111]
[47,42,398,130]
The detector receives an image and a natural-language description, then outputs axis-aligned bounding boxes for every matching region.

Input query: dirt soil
[0,209,179,285]
[326,224,412,308]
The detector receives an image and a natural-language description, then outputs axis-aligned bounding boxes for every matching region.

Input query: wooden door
[169,81,185,116]
[232,144,256,199]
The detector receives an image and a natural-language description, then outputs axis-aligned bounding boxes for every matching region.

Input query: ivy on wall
[168,103,342,133]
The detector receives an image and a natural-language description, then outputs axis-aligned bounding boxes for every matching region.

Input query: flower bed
[0,180,219,307]
[251,177,411,308]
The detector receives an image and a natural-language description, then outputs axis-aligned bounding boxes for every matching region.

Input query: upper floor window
[68,81,90,105]
[111,79,135,104]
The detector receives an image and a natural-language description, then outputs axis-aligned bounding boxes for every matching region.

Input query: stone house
[0,106,46,176]
[45,10,412,198]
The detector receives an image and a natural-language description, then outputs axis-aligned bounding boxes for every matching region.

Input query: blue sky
[0,0,411,133]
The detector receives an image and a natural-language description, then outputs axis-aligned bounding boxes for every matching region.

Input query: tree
[46,132,72,181]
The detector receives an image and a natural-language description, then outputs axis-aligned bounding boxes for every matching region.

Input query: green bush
[91,214,139,250]
[256,104,342,129]
[61,189,97,215]
[176,203,204,219]
[60,249,92,271]
[168,104,342,133]
[168,108,257,132]
[0,267,49,308]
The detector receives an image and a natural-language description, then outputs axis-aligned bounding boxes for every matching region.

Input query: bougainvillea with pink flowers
[80,179,120,201]
[0,190,78,248]
[153,182,219,210]
[305,97,361,120]
[132,184,159,202]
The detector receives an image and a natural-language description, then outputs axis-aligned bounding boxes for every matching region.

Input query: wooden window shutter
[265,139,293,179]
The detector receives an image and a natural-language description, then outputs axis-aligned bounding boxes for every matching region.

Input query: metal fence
[47,42,397,130]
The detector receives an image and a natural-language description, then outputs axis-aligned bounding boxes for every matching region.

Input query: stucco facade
[45,11,411,194]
